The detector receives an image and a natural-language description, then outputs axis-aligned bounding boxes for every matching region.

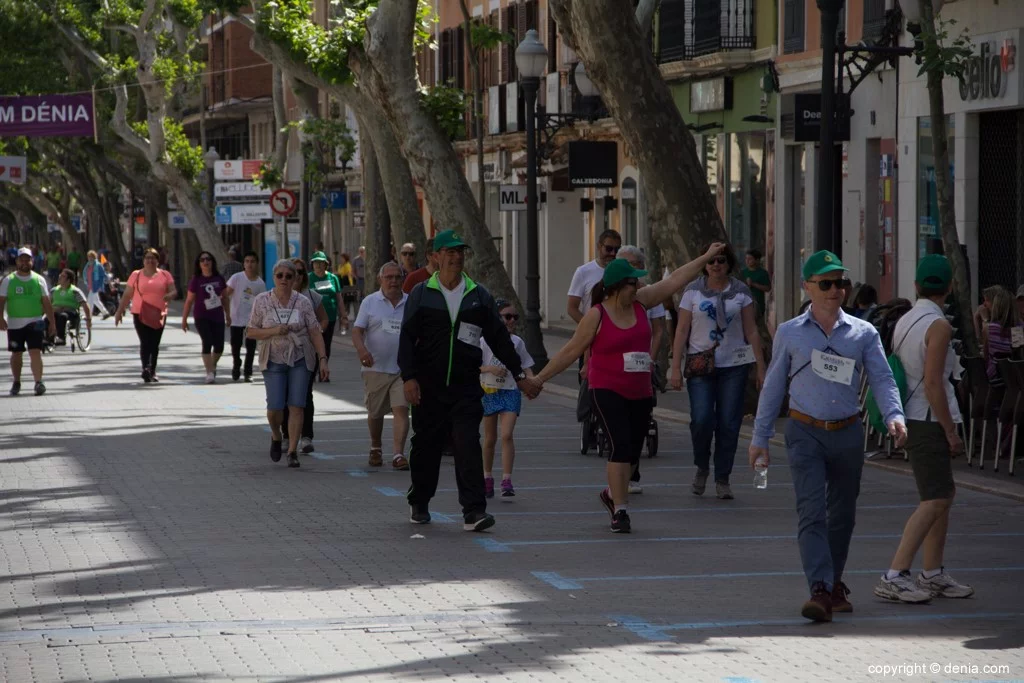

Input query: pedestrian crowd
[4,232,1022,624]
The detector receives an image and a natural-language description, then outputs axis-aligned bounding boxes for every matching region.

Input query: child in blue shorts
[480,299,535,497]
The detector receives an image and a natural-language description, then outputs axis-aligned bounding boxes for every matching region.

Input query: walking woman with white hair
[247,259,330,468]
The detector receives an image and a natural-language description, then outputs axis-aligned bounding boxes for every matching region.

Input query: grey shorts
[906,420,956,501]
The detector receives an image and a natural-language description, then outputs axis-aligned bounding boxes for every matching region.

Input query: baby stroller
[579,364,660,458]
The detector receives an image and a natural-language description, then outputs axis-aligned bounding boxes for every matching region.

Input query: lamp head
[515,29,547,80]
[574,62,597,98]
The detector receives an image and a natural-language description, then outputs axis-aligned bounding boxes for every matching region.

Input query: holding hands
[518,377,543,400]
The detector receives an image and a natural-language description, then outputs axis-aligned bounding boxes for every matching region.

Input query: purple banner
[0,94,96,138]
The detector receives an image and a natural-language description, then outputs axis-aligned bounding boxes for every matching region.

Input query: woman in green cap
[528,243,725,533]
[308,251,347,362]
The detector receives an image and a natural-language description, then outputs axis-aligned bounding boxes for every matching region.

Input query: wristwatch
[514,371,527,382]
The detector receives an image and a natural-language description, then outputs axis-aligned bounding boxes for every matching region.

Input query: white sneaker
[205,372,215,384]
[873,571,933,603]
[917,570,975,598]
[299,437,314,454]
[628,482,643,494]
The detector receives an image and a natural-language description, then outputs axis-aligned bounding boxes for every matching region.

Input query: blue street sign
[70,215,83,233]
[215,205,232,225]
[320,190,346,210]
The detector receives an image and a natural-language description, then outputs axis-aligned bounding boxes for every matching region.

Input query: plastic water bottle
[753,455,768,489]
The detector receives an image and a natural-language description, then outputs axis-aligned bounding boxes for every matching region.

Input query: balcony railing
[658,0,755,64]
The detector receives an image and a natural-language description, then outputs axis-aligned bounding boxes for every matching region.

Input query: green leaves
[292,116,357,194]
[420,82,467,140]
[916,18,974,83]
[469,20,511,51]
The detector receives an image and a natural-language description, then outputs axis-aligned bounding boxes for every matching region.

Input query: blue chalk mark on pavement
[475,538,512,553]
[374,487,405,497]
[531,572,583,590]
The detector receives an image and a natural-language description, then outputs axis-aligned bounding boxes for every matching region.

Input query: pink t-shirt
[128,269,174,315]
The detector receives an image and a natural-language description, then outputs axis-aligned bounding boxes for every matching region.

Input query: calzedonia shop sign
[949,29,1022,112]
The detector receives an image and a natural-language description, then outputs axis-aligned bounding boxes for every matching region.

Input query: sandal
[392,454,410,471]
[368,448,383,467]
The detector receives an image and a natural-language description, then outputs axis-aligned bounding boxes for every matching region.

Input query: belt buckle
[824,417,849,431]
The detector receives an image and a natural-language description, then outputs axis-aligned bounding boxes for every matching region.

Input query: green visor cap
[915,253,952,288]
[310,251,328,262]
[433,229,467,251]
[603,258,647,287]
[802,250,846,281]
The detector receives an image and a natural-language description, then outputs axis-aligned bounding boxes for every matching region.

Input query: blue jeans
[686,363,750,482]
[263,360,310,411]
[785,419,864,592]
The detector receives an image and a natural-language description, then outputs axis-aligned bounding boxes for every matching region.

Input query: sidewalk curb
[539,383,1024,504]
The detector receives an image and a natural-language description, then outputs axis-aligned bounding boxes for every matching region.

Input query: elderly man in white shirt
[353,261,410,470]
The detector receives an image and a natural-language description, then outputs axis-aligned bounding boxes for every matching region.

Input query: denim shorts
[263,360,310,410]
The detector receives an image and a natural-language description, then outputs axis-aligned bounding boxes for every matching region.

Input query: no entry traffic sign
[270,188,298,217]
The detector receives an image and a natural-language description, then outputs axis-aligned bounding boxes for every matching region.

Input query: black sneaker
[410,505,431,524]
[244,375,253,383]
[232,364,241,381]
[598,488,615,521]
[10,381,21,396]
[463,511,495,532]
[269,439,283,462]
[33,381,45,396]
[141,368,152,383]
[287,452,300,468]
[610,509,631,533]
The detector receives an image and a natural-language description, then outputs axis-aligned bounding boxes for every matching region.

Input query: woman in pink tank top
[533,243,726,533]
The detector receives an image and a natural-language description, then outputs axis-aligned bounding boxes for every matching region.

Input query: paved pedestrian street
[1,318,1023,683]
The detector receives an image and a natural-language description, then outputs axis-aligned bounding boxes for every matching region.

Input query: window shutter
[547,12,557,73]
[501,6,513,83]
[440,28,452,84]
[455,25,466,90]
[783,0,805,54]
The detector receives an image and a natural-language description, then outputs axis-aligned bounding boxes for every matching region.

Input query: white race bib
[481,372,507,389]
[811,349,855,386]
[457,322,482,345]
[623,351,652,373]
[315,280,333,292]
[725,344,755,366]
[275,307,301,325]
[383,317,402,335]
[1012,327,1024,348]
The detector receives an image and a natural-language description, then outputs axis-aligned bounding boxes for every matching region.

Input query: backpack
[864,310,930,434]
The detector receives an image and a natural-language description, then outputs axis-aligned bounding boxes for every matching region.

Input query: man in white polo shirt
[353,260,410,470]
[566,229,622,324]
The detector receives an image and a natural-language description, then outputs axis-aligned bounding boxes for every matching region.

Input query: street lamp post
[200,146,220,289]
[815,0,920,256]
[816,0,843,257]
[515,29,550,370]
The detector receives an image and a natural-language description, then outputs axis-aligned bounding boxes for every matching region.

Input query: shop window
[916,115,955,261]
[728,131,767,255]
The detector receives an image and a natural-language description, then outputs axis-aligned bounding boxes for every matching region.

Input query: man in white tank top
[874,254,974,604]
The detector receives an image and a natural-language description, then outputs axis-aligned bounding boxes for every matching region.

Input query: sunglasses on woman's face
[811,277,852,291]
[708,256,728,266]
[502,313,520,321]
[623,278,638,286]
[275,272,294,281]
[199,257,212,263]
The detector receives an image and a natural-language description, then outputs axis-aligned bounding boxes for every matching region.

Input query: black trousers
[229,326,257,377]
[408,390,486,517]
[133,314,164,372]
[283,357,317,441]
[321,319,336,360]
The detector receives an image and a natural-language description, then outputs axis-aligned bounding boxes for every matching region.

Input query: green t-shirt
[308,272,341,321]
[67,251,82,271]
[46,251,61,269]
[740,266,771,313]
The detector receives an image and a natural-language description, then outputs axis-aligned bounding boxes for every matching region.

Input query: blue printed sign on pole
[215,205,232,225]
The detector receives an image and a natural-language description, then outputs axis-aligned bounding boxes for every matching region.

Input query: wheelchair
[579,366,660,459]
[42,312,91,353]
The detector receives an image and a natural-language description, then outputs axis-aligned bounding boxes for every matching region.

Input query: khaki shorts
[363,371,406,418]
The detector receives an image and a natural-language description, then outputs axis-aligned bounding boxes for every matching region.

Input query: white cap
[17,247,32,257]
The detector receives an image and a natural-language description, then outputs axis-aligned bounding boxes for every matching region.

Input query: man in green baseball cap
[872,251,974,606]
[750,247,907,622]
[433,229,467,251]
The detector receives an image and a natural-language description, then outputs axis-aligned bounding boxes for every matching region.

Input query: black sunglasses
[275,272,294,280]
[602,244,621,254]
[199,257,213,262]
[811,277,852,291]
[622,277,639,286]
[502,313,520,321]
[708,256,729,265]
[401,251,416,256]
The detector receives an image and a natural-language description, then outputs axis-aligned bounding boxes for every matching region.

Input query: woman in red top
[532,243,725,533]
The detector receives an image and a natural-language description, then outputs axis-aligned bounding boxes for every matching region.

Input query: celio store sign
[947,28,1022,112]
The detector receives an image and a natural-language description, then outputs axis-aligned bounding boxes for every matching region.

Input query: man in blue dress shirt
[748,250,907,623]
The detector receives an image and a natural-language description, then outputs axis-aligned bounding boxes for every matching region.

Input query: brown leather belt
[788,409,859,431]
